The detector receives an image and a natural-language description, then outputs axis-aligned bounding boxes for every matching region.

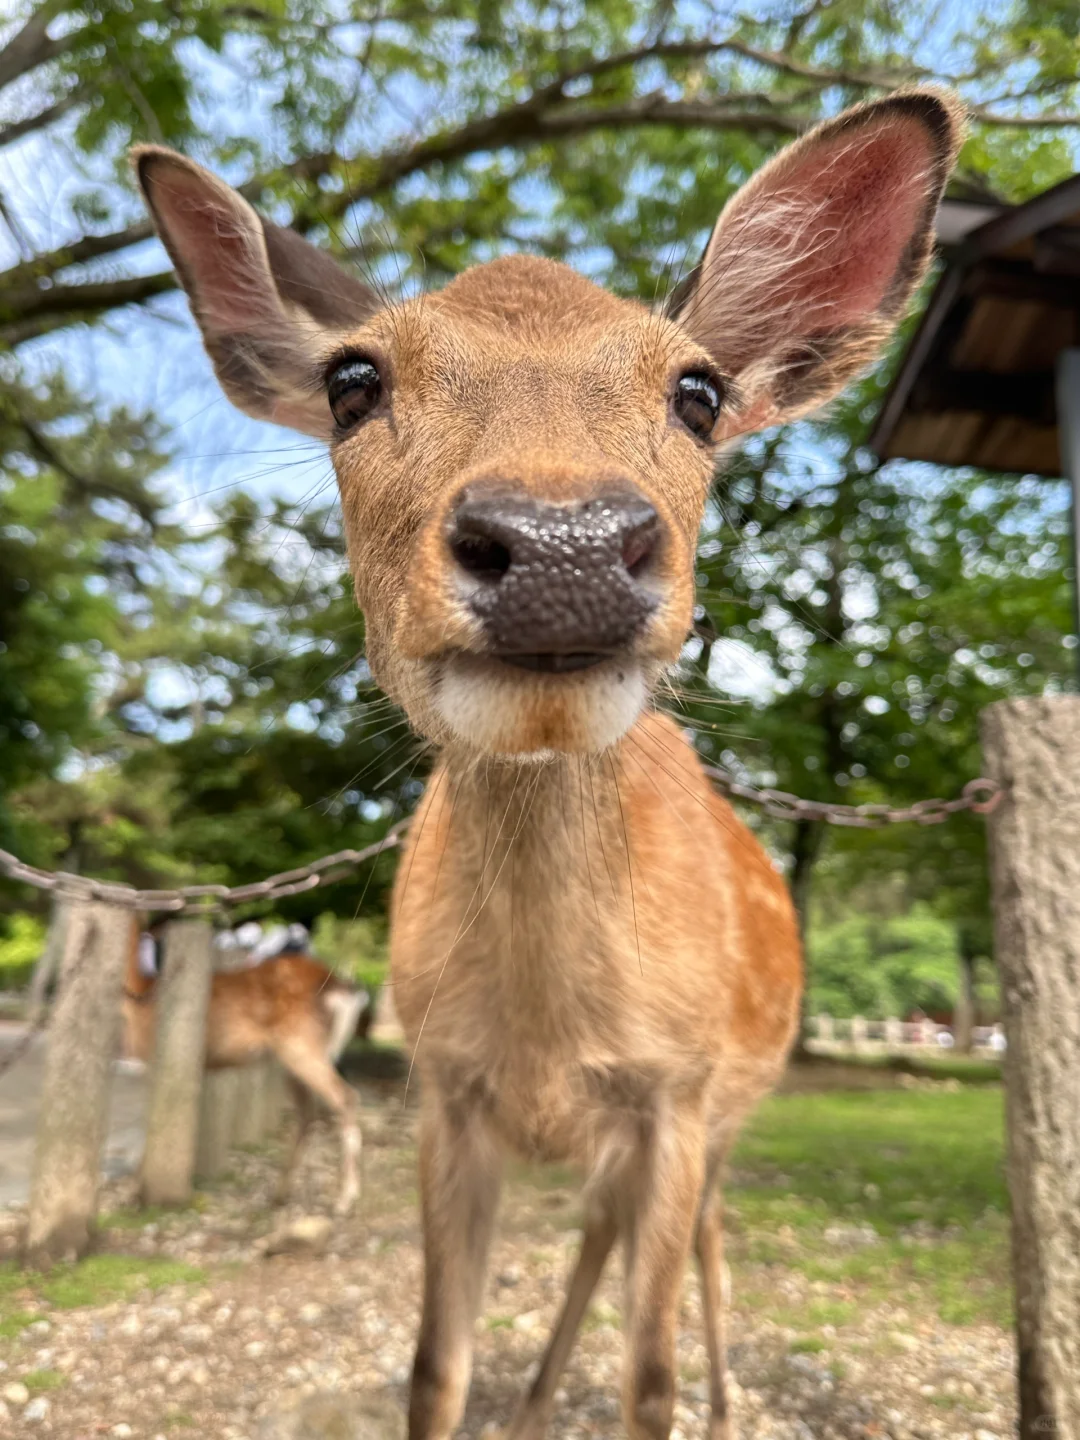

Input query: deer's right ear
[134,146,381,437]
[670,90,964,435]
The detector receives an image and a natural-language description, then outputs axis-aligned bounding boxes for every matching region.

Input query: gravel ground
[0,1079,1016,1440]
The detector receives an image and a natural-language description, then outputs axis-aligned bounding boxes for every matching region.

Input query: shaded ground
[0,1066,1014,1439]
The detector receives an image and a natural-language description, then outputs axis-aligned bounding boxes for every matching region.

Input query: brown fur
[122,925,363,1213]
[134,90,963,1439]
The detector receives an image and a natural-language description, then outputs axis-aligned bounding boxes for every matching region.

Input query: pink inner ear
[769,118,931,330]
[150,168,275,334]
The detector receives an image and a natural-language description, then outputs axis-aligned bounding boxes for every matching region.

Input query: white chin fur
[436,659,647,755]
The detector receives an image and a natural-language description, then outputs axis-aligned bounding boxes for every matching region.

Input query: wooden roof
[870,178,1080,478]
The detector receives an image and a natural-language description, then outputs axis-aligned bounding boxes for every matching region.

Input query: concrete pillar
[233,1061,269,1147]
[982,696,1080,1436]
[195,1069,240,1183]
[25,902,131,1265]
[139,920,214,1207]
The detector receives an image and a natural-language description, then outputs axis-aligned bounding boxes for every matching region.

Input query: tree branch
[0,0,72,92]
[719,38,933,90]
[0,86,87,150]
[0,93,804,341]
[294,93,804,233]
[0,270,176,344]
[973,107,1080,128]
[0,33,809,287]
[13,409,159,529]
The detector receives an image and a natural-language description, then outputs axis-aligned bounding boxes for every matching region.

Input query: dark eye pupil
[328,357,381,429]
[675,372,723,439]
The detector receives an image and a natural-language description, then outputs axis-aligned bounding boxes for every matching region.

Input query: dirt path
[0,1079,1015,1440]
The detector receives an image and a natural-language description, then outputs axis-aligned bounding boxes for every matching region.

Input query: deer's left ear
[134,146,382,437]
[672,90,964,433]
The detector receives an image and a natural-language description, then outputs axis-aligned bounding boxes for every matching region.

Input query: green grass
[729,1087,1010,1327]
[789,1337,827,1354]
[0,1254,205,1341]
[23,1368,65,1393]
[0,1310,36,1340]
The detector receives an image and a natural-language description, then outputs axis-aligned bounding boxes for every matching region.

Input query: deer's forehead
[369,304,678,403]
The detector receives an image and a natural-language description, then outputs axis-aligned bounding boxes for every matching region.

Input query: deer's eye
[674,371,724,440]
[327,356,381,429]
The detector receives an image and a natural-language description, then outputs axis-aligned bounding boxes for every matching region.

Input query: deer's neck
[438,742,634,917]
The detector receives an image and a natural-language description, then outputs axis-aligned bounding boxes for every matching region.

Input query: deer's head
[136,92,961,757]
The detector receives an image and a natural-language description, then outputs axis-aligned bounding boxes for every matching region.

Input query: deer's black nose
[448,489,661,670]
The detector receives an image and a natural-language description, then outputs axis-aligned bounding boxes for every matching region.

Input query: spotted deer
[121,918,367,1213]
[135,89,962,1439]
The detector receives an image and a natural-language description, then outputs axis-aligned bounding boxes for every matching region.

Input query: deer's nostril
[451,530,512,585]
[621,508,659,579]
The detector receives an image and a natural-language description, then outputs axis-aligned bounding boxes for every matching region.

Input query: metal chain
[703,767,1002,827]
[0,771,1003,912]
[0,823,407,914]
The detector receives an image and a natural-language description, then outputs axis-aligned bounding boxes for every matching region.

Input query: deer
[133,87,962,1439]
[121,916,367,1213]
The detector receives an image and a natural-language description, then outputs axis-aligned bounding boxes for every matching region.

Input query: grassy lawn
[729,1085,1010,1329]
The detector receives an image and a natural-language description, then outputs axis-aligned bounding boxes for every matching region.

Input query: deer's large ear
[672,90,964,433]
[134,146,381,437]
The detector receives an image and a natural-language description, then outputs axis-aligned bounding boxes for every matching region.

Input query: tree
[0,365,169,853]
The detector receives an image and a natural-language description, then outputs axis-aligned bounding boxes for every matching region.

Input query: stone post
[233,1061,268,1147]
[139,919,214,1207]
[982,696,1080,1436]
[195,1069,240,1183]
[25,902,131,1265]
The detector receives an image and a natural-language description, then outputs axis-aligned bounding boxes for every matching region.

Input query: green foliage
[807,904,960,1019]
[311,911,388,991]
[0,912,45,990]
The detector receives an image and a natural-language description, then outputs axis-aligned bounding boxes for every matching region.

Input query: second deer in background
[122,915,367,1213]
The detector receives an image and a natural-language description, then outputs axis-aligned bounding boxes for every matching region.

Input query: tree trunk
[790,817,823,945]
[954,936,977,1055]
[24,902,131,1266]
[981,697,1080,1437]
[788,817,824,1059]
[140,920,214,1207]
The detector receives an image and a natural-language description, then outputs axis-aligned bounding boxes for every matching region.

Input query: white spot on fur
[437,658,646,755]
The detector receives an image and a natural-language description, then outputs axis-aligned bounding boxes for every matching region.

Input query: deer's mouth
[497,651,608,674]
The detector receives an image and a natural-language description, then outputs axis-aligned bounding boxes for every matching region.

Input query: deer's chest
[391,878,653,1161]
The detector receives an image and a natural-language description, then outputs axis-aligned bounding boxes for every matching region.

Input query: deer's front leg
[409,1085,502,1440]
[620,1106,706,1440]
